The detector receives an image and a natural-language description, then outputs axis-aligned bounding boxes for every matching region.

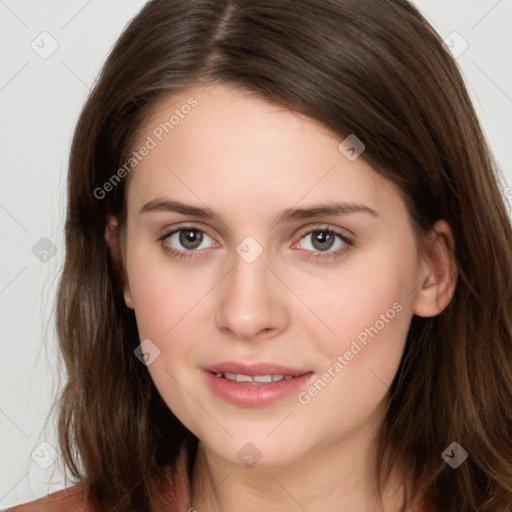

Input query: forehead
[125,83,402,223]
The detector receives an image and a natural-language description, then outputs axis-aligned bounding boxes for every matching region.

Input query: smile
[202,362,314,407]
[214,372,298,384]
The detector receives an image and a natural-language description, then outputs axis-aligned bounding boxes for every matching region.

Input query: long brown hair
[53,0,512,510]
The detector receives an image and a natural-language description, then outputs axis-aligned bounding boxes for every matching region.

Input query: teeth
[215,372,296,383]
[235,373,253,383]
[254,375,272,383]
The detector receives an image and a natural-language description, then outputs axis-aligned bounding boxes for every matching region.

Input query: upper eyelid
[159,223,216,241]
[297,224,354,239]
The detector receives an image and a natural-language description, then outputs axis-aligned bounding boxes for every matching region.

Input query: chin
[198,430,311,470]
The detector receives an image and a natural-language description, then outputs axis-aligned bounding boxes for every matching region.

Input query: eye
[159,226,216,259]
[294,226,354,261]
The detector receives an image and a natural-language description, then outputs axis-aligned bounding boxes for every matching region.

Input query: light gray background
[1,0,511,508]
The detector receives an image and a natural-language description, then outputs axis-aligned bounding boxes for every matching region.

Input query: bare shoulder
[5,484,89,512]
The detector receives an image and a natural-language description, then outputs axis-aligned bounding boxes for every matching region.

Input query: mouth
[202,362,314,407]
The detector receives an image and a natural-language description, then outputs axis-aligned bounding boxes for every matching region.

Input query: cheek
[125,241,207,339]
[292,236,417,403]
[126,250,208,430]
[298,239,416,346]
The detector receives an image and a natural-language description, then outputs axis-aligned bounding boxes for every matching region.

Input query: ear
[413,219,458,318]
[105,215,134,309]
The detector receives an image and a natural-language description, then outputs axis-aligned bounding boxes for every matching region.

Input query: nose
[215,244,289,342]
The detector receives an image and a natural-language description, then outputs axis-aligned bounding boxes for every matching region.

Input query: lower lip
[203,370,314,407]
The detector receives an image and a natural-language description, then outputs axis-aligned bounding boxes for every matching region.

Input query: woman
[9,0,512,510]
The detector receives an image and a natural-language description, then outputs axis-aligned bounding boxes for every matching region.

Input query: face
[117,83,432,468]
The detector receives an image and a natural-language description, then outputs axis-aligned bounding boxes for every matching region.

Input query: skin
[106,83,457,511]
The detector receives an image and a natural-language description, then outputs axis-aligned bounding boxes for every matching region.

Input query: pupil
[314,231,333,251]
[180,229,202,249]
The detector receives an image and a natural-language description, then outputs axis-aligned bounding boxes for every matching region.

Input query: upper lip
[203,361,311,377]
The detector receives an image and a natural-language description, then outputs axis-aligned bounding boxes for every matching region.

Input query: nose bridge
[232,238,269,294]
[215,235,287,339]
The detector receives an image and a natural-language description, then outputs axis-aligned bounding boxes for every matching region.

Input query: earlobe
[105,215,119,258]
[413,220,458,318]
[104,215,134,310]
[123,289,134,310]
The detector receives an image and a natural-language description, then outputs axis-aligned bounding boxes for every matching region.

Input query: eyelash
[158,224,354,262]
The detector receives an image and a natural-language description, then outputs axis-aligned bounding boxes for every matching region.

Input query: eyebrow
[139,198,379,223]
